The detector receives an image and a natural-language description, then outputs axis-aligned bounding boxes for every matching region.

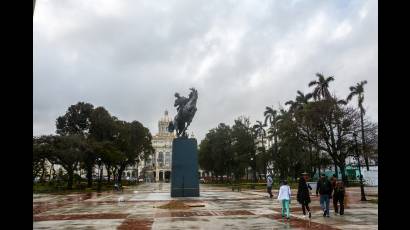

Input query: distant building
[141,111,175,182]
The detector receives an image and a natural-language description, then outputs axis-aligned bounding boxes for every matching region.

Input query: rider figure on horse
[168,88,198,137]
[174,93,189,113]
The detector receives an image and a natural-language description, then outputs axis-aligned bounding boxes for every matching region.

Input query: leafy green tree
[198,124,233,181]
[56,102,94,137]
[232,117,257,182]
[113,120,154,184]
[48,135,86,189]
[300,99,361,183]
[33,136,52,183]
[56,102,95,186]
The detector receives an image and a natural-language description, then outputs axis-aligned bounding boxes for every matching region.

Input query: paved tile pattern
[33,183,378,229]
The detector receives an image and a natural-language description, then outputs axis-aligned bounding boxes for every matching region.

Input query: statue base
[170,138,200,197]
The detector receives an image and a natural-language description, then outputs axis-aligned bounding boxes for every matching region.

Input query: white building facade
[141,111,175,182]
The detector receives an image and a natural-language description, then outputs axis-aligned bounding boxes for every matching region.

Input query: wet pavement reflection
[33,183,378,229]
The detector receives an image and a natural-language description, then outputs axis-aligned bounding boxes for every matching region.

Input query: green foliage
[198,73,377,185]
[33,101,154,189]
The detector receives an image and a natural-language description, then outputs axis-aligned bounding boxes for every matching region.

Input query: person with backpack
[277,180,292,221]
[333,180,345,215]
[266,174,273,198]
[297,172,312,218]
[316,174,333,217]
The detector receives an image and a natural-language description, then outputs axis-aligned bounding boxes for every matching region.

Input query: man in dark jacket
[333,180,345,215]
[297,172,312,218]
[316,174,333,217]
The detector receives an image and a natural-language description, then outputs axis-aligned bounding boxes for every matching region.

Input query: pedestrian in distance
[267,174,273,198]
[297,172,312,219]
[333,180,345,215]
[316,174,333,217]
[277,180,292,221]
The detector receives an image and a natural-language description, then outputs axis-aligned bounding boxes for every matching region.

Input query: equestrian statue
[168,88,198,138]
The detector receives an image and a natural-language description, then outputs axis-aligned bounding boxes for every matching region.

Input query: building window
[165,152,170,165]
[158,152,164,165]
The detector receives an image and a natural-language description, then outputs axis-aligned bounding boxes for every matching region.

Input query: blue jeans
[320,194,330,215]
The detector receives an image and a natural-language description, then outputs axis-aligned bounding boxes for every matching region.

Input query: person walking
[267,174,273,198]
[316,174,332,217]
[277,180,292,221]
[297,172,312,218]
[330,174,337,190]
[333,180,345,215]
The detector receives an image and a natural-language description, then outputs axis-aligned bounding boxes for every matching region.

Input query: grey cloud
[34,0,378,141]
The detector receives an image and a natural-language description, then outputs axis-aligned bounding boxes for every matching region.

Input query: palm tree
[264,106,281,173]
[286,90,313,114]
[253,120,267,149]
[347,80,369,171]
[308,73,335,100]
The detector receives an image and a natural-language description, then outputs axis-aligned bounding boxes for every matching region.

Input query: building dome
[160,110,172,123]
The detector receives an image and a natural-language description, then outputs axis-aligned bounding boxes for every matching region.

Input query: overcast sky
[33,0,378,141]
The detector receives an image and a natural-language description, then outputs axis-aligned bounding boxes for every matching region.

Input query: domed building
[142,111,175,182]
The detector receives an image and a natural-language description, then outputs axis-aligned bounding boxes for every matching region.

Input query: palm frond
[308,81,317,87]
[346,92,356,102]
[326,76,335,82]
[305,93,313,100]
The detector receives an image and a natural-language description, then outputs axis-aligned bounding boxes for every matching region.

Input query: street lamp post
[353,133,367,201]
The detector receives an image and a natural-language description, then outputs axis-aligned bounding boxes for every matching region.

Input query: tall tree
[301,99,361,183]
[347,80,370,170]
[231,117,257,182]
[114,120,154,184]
[33,136,52,183]
[56,102,94,137]
[264,107,281,167]
[48,135,86,189]
[287,90,316,176]
[308,73,334,101]
[253,121,268,179]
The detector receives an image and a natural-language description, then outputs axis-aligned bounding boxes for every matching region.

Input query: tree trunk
[136,161,139,182]
[98,165,103,190]
[117,164,126,185]
[339,164,347,185]
[86,165,93,188]
[334,161,338,177]
[317,151,321,177]
[360,110,370,171]
[106,165,111,183]
[40,159,46,183]
[309,145,314,176]
[67,169,74,190]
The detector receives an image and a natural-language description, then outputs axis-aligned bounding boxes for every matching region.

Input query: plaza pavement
[33,183,378,229]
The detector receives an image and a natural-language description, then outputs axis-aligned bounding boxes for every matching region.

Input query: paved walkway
[33,183,378,229]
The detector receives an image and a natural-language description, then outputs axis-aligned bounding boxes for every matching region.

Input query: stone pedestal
[170,138,200,197]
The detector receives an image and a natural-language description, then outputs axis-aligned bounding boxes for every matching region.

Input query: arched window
[158,152,164,165]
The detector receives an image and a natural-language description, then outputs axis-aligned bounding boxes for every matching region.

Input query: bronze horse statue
[168,88,198,137]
